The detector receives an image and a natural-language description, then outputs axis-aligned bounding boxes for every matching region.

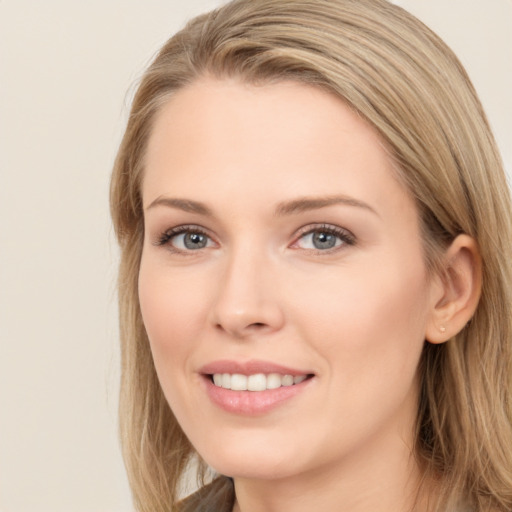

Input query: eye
[155,225,215,252]
[293,225,355,251]
[173,232,211,250]
[299,231,340,250]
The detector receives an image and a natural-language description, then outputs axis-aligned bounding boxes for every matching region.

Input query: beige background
[0,1,510,511]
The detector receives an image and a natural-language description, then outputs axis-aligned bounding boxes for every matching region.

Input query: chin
[212,459,300,481]
[197,436,309,481]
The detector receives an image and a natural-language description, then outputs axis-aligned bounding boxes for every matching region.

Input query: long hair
[110,1,512,510]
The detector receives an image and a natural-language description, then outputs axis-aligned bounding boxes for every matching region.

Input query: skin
[138,78,470,512]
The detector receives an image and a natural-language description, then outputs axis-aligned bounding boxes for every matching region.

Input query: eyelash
[154,223,356,254]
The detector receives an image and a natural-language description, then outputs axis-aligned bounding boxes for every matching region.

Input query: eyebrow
[146,196,213,216]
[275,195,378,217]
[145,194,378,217]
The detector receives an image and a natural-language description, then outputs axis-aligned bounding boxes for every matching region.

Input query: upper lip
[199,359,312,376]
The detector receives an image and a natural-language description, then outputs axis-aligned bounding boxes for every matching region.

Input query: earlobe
[425,234,482,344]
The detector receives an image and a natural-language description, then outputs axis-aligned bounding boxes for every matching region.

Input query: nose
[209,247,285,339]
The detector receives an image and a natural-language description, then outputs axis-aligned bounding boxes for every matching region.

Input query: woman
[110,0,512,511]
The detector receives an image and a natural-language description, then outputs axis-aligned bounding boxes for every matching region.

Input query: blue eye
[173,232,211,250]
[157,226,214,251]
[299,231,341,250]
[295,225,355,251]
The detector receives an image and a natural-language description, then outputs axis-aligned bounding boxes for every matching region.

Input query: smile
[212,373,308,391]
[200,361,315,414]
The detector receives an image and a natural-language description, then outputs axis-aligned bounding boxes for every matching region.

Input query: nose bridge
[211,240,284,337]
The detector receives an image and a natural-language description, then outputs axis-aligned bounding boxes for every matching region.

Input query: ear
[425,234,482,344]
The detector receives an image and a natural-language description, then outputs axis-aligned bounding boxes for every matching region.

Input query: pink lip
[199,359,309,376]
[199,359,314,415]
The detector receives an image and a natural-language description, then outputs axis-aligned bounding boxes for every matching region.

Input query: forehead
[142,78,414,221]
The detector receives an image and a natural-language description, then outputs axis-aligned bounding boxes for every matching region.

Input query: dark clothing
[177,477,235,512]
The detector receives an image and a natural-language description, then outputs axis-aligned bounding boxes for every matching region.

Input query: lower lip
[203,376,313,415]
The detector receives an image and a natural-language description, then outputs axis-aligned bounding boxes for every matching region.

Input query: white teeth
[266,373,282,390]
[211,372,309,391]
[281,374,294,386]
[221,373,231,389]
[247,373,266,391]
[231,374,247,391]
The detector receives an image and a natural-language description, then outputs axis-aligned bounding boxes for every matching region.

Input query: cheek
[289,258,430,375]
[138,259,207,371]
[137,259,214,431]
[288,261,429,446]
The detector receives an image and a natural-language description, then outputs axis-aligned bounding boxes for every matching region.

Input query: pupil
[312,232,336,249]
[184,232,207,249]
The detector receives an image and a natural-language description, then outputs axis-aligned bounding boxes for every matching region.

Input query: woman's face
[139,79,437,481]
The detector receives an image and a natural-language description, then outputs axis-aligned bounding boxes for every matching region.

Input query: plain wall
[0,1,510,511]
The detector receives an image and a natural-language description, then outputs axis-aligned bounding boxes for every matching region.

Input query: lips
[200,359,311,376]
[199,360,314,415]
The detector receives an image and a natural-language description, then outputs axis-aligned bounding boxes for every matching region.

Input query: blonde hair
[110,1,512,510]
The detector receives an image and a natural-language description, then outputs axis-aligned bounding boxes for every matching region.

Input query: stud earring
[439,325,446,333]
